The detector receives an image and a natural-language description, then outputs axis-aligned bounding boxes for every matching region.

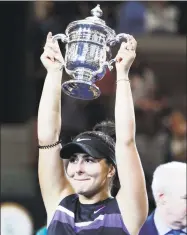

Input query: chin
[76,187,91,195]
[76,187,96,197]
[72,180,93,193]
[77,190,88,196]
[73,184,88,194]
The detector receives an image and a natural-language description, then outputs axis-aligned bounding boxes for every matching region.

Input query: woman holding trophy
[37,29,148,235]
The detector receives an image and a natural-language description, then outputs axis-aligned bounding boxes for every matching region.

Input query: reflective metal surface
[53,5,128,100]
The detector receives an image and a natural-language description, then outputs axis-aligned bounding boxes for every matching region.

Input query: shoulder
[139,211,156,235]
[146,211,155,224]
[47,194,78,227]
[59,193,78,210]
[105,198,130,234]
[105,197,121,214]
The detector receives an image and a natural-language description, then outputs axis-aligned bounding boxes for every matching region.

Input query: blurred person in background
[116,1,180,36]
[145,1,179,35]
[130,55,158,117]
[129,52,168,126]
[139,161,187,235]
[37,32,148,235]
[116,1,146,36]
[1,203,34,235]
[163,110,186,163]
[128,53,171,181]
[129,52,168,136]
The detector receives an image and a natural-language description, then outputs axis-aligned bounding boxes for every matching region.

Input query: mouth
[74,179,90,181]
[173,219,186,226]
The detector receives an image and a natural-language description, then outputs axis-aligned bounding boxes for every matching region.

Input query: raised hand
[40,32,64,72]
[115,35,137,75]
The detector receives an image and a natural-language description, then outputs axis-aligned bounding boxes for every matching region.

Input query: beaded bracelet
[38,140,62,149]
[116,78,130,83]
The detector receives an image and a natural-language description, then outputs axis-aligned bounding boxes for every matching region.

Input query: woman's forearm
[38,70,62,144]
[115,73,135,143]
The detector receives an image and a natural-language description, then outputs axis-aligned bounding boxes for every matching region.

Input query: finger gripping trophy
[53,4,128,100]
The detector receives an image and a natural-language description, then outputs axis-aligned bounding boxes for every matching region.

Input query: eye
[84,157,95,163]
[69,156,78,163]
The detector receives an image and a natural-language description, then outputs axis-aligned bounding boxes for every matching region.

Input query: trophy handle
[52,33,69,43]
[106,33,128,47]
[92,44,117,80]
[52,34,69,70]
[105,33,129,71]
[92,59,116,81]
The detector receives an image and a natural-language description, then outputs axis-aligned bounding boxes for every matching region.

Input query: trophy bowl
[52,5,128,100]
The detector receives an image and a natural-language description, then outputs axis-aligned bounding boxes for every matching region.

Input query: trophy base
[62,80,101,100]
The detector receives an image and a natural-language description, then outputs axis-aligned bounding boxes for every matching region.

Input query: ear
[157,192,166,205]
[107,165,116,178]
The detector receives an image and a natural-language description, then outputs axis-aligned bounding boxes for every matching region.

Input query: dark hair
[93,120,116,141]
[74,120,116,155]
[74,121,120,196]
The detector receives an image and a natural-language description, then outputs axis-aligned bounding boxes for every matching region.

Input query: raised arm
[38,32,74,222]
[115,36,148,235]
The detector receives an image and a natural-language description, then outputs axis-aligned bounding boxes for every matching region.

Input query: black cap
[60,135,116,166]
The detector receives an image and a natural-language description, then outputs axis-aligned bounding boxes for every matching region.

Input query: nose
[75,160,85,174]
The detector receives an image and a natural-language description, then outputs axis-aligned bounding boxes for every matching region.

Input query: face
[158,174,187,229]
[66,153,115,197]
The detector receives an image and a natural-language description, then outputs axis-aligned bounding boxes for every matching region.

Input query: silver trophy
[52,4,128,100]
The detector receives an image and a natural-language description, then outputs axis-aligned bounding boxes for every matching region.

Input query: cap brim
[60,142,102,159]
